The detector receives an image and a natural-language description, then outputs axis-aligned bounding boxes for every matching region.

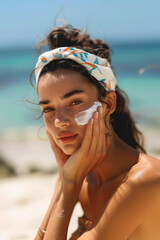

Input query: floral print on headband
[35,47,117,90]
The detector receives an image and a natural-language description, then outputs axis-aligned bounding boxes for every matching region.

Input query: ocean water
[0,42,160,130]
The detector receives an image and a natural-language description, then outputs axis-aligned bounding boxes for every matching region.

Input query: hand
[62,106,110,184]
[46,129,69,172]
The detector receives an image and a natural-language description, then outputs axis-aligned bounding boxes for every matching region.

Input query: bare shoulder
[123,152,160,217]
[79,154,160,240]
[125,153,160,206]
[128,153,160,187]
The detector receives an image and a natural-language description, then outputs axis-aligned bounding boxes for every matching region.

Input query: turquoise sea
[0,41,160,130]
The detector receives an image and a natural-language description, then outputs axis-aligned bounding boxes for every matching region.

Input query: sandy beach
[0,123,159,240]
[0,173,83,240]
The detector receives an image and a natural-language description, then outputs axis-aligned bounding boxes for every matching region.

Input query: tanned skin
[34,69,160,240]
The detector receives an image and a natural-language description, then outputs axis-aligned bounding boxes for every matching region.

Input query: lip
[57,132,78,143]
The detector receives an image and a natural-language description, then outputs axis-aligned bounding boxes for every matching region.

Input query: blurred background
[0,0,160,239]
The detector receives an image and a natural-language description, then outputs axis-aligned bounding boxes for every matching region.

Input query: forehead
[38,69,97,99]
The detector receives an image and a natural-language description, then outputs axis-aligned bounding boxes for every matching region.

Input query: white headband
[35,47,117,90]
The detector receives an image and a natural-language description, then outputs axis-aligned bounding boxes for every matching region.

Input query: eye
[42,107,55,114]
[70,100,82,106]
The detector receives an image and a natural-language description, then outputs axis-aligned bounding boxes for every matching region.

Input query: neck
[92,130,140,186]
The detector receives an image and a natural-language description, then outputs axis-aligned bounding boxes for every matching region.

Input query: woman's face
[38,69,99,155]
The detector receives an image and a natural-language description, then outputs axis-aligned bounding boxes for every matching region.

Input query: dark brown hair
[31,24,146,153]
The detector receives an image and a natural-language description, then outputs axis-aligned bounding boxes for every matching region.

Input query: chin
[62,145,79,155]
[60,139,82,155]
[57,134,84,155]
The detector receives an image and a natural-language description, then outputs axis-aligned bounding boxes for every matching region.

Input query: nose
[54,114,71,128]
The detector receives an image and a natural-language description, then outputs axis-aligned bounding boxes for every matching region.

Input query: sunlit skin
[38,70,99,157]
[35,69,160,240]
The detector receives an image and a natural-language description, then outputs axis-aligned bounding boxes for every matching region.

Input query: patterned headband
[35,47,117,90]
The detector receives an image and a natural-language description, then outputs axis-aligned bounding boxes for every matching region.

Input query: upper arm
[78,177,160,240]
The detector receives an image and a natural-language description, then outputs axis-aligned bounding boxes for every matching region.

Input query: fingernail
[99,106,102,113]
[95,111,98,119]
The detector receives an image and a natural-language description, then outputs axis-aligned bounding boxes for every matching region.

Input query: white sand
[0,126,57,174]
[0,173,83,240]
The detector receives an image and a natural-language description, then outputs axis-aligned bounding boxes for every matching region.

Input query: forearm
[34,175,62,240]
[43,180,82,240]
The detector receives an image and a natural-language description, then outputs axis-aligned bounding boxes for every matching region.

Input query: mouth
[57,133,78,143]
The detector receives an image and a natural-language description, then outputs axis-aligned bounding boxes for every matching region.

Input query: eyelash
[42,100,82,114]
[42,107,54,114]
[70,100,82,106]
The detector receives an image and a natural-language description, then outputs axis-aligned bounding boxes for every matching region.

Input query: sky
[1,0,160,47]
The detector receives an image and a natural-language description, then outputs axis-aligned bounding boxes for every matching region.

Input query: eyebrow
[61,89,84,99]
[39,89,84,105]
[39,100,50,105]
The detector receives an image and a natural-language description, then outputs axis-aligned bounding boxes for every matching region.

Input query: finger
[80,118,93,153]
[46,128,62,153]
[46,129,69,169]
[97,106,106,153]
[88,110,99,155]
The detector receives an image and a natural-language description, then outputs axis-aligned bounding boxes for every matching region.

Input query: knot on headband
[35,47,117,90]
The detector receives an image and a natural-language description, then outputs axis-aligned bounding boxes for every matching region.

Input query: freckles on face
[44,112,87,155]
[38,69,98,154]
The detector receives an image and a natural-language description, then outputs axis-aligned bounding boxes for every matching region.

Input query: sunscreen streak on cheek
[74,101,102,125]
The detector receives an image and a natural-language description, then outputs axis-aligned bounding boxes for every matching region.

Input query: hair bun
[46,24,111,62]
[47,24,88,49]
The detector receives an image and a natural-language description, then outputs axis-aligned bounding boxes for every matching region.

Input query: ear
[102,90,116,116]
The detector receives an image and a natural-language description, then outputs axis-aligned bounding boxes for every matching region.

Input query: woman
[31,25,160,240]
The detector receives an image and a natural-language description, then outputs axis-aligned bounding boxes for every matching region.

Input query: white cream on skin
[75,101,102,125]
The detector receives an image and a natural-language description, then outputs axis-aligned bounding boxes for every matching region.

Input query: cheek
[44,116,51,125]
[74,124,86,148]
[43,113,55,127]
[43,115,57,138]
[43,112,87,152]
[60,127,86,155]
[78,124,86,137]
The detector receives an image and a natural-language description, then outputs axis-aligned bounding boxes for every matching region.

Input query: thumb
[46,129,69,166]
[46,129,62,154]
[46,129,56,149]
